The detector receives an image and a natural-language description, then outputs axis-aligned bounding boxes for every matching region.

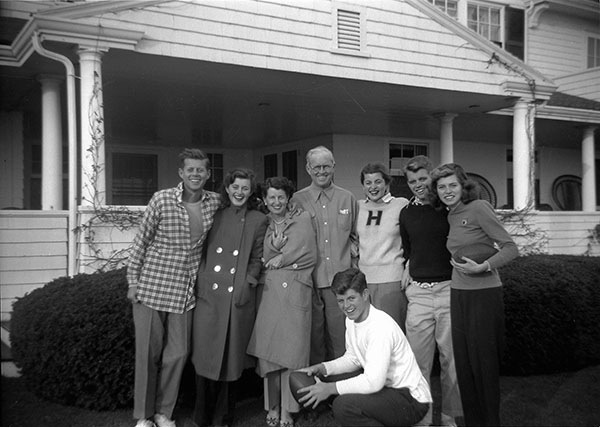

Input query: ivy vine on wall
[75,72,143,272]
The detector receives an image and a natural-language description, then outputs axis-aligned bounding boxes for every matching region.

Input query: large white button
[322,205,326,208]
[216,247,223,253]
[324,222,327,225]
[214,265,221,272]
[282,282,288,288]
[227,286,233,293]
[325,239,329,243]
[233,250,239,256]
[230,267,236,274]
[212,283,218,290]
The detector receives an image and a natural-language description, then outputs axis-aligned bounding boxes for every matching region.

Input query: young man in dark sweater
[399,156,462,426]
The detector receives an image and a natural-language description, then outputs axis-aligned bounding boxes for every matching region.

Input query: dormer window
[429,0,458,19]
[467,3,502,46]
[427,0,524,60]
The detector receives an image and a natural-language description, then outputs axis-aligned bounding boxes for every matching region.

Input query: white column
[39,75,63,210]
[512,99,532,211]
[582,126,597,212]
[78,48,106,205]
[439,113,457,164]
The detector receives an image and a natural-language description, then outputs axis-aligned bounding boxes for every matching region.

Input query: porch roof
[548,92,600,111]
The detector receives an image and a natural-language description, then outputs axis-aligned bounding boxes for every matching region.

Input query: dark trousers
[320,370,428,427]
[193,375,237,427]
[451,287,505,427]
[332,387,429,427]
[310,286,346,365]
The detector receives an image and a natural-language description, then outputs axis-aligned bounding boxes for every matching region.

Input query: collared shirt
[291,182,357,288]
[127,182,221,313]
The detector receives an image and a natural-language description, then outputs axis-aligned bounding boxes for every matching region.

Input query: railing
[0,208,598,320]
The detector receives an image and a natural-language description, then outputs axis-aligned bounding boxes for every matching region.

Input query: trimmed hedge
[10,268,134,410]
[500,255,600,375]
[8,255,600,409]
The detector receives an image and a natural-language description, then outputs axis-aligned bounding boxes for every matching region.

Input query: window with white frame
[588,36,600,69]
[389,142,429,200]
[427,0,524,59]
[110,151,223,205]
[427,0,458,19]
[205,152,223,192]
[112,152,158,205]
[467,2,502,46]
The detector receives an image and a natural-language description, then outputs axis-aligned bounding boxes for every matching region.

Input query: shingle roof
[547,92,600,111]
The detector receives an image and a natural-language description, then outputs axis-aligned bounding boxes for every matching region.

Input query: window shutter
[505,7,524,60]
[337,9,361,51]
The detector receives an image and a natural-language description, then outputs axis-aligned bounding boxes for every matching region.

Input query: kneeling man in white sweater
[297,267,432,426]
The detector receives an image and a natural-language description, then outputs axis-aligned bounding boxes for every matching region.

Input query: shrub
[10,268,134,410]
[500,255,600,375]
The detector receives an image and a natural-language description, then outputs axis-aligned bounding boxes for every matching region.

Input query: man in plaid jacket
[126,148,221,427]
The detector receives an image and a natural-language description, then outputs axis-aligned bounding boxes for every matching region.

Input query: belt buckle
[413,281,436,289]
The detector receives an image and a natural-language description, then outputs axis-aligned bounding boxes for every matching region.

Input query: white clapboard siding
[71,0,509,95]
[527,10,598,79]
[0,211,68,321]
[534,212,600,255]
[555,70,600,102]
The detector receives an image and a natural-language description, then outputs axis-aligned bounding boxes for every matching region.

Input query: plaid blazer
[127,183,221,313]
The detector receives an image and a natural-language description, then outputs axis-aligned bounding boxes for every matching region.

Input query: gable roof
[1,0,558,106]
[406,0,557,100]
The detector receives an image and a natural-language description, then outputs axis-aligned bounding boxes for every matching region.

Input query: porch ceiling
[0,46,538,149]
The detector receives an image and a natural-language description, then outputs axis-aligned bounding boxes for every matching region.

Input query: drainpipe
[32,32,78,277]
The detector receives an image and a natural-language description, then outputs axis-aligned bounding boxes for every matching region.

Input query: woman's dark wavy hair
[360,162,391,185]
[218,167,261,210]
[261,176,296,199]
[430,163,480,209]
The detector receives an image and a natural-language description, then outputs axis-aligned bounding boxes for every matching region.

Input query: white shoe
[136,419,156,427]
[154,413,176,427]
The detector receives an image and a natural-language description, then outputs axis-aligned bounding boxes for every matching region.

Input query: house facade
[0,0,599,321]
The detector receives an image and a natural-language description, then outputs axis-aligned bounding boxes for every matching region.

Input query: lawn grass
[2,365,599,427]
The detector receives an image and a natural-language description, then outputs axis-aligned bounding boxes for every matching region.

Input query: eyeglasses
[309,164,334,174]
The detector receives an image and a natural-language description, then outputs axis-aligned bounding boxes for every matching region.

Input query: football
[289,371,317,404]
[452,243,498,264]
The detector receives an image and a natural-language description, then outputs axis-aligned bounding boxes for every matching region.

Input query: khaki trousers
[132,303,192,419]
[405,280,462,423]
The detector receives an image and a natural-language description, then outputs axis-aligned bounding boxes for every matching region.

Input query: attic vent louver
[337,9,361,51]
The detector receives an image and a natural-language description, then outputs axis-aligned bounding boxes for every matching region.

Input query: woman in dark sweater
[430,163,518,427]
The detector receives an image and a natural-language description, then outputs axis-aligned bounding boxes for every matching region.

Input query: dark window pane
[264,153,277,179]
[506,7,525,60]
[282,150,298,187]
[112,153,158,205]
[205,153,223,192]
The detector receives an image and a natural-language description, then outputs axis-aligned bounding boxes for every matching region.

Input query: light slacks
[368,280,408,332]
[132,303,192,420]
[405,280,462,424]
